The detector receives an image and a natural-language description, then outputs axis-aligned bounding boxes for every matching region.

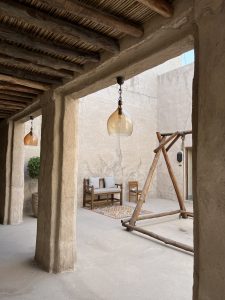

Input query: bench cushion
[104,176,115,188]
[89,177,100,189]
[94,187,121,194]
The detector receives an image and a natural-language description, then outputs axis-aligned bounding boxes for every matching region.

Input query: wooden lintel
[0,54,74,79]
[0,1,119,53]
[33,0,143,37]
[136,0,173,18]
[0,42,83,73]
[0,25,100,63]
[0,74,50,90]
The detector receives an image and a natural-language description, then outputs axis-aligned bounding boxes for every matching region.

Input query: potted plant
[27,156,40,218]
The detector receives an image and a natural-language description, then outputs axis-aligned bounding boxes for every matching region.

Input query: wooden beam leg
[129,142,165,227]
[156,132,187,218]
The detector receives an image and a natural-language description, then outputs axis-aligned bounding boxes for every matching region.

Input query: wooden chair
[128,181,142,202]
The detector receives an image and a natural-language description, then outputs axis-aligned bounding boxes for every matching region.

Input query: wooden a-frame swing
[121,131,194,253]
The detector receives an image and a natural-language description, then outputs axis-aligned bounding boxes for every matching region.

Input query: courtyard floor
[0,198,193,300]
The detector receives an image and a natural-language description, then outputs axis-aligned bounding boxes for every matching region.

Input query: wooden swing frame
[121,131,194,253]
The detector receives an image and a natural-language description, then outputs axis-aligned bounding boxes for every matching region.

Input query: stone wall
[157,63,194,200]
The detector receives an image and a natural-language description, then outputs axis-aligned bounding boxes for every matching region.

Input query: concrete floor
[0,198,193,300]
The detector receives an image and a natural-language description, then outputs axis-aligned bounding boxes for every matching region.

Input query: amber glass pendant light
[107,76,133,136]
[24,116,38,146]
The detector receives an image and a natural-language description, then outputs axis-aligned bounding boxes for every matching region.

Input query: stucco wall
[24,116,42,213]
[23,56,190,208]
[157,63,194,201]
[76,57,182,206]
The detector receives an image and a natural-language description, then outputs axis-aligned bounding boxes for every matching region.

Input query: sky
[181,50,195,65]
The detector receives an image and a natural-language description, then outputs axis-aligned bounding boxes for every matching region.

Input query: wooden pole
[161,130,192,137]
[122,222,194,253]
[166,134,181,152]
[122,209,181,224]
[157,132,187,218]
[129,137,166,227]
[154,132,178,153]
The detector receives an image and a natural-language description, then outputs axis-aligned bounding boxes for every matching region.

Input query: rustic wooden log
[0,100,28,108]
[166,134,181,152]
[0,83,41,94]
[129,137,166,227]
[0,54,74,79]
[0,90,35,99]
[0,25,100,63]
[0,42,83,73]
[0,74,50,90]
[31,0,143,37]
[0,67,61,85]
[180,211,194,218]
[0,94,34,103]
[0,1,119,53]
[122,222,194,253]
[154,132,178,153]
[161,130,192,137]
[157,132,187,218]
[0,93,33,103]
[122,209,181,224]
[136,0,173,18]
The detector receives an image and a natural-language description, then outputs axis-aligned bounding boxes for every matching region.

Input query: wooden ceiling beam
[136,0,173,18]
[0,67,61,85]
[0,53,74,79]
[0,1,119,53]
[0,42,83,73]
[0,101,26,109]
[0,82,41,94]
[0,107,18,113]
[0,25,100,63]
[0,89,35,99]
[28,0,143,38]
[0,99,28,106]
[0,74,50,90]
[0,93,34,103]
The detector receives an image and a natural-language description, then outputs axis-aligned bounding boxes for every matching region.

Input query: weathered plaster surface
[35,92,77,273]
[193,1,225,299]
[76,58,182,206]
[0,120,24,225]
[157,64,194,201]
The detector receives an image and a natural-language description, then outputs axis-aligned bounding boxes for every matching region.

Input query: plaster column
[193,1,225,299]
[35,92,78,273]
[0,120,24,225]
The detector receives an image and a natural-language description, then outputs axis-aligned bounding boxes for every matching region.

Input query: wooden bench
[83,178,123,209]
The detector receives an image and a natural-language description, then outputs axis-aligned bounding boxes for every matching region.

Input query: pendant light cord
[118,83,123,115]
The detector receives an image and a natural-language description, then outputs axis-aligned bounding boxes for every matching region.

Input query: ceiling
[0,0,173,120]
